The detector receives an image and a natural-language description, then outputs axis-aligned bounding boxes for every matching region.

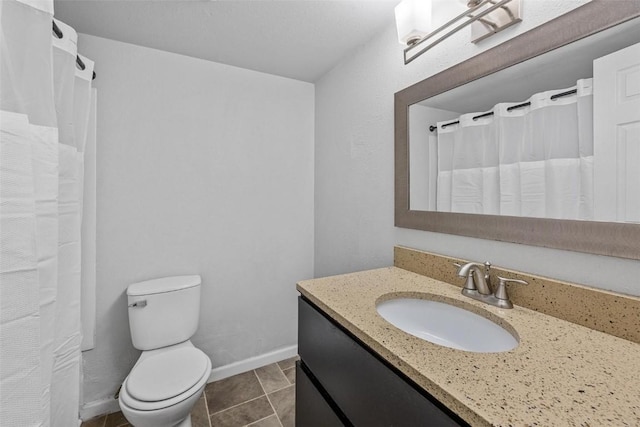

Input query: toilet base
[121,410,193,427]
[119,383,204,427]
[175,414,192,427]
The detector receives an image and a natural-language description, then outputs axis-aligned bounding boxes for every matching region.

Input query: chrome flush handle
[128,300,147,308]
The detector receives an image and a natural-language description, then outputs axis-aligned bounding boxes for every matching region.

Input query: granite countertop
[296,267,640,427]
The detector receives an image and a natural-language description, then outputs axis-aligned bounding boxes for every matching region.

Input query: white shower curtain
[435,79,593,220]
[0,1,96,425]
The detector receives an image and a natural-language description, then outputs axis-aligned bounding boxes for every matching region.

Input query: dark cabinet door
[298,297,467,427]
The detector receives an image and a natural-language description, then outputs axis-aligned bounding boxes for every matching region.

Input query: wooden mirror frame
[395,0,640,260]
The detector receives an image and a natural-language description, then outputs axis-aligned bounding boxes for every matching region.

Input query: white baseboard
[208,344,298,383]
[80,345,298,421]
[80,396,121,421]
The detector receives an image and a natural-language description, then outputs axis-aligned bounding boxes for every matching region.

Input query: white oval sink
[376,298,518,353]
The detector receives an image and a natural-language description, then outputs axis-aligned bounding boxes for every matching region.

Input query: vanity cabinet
[297,297,468,427]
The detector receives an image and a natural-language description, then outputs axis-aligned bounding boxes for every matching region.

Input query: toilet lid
[126,347,209,402]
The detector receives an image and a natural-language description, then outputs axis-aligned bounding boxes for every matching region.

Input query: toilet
[119,275,212,427]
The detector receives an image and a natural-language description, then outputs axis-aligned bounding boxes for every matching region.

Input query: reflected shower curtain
[0,1,96,425]
[435,79,593,220]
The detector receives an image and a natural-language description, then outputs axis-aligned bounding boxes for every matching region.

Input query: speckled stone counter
[394,246,640,344]
[297,267,640,427]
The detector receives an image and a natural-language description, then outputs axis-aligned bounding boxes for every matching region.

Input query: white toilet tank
[127,275,202,351]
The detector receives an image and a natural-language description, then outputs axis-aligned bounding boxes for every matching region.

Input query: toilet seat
[120,346,211,411]
[127,347,209,402]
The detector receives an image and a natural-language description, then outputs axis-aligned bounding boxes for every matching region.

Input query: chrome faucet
[456,261,492,295]
[454,261,527,309]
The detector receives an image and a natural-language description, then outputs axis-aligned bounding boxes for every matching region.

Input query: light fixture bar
[470,0,522,43]
[404,0,519,64]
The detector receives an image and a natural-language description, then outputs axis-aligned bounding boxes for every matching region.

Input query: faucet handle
[495,276,528,301]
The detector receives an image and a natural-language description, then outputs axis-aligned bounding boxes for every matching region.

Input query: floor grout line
[266,382,294,396]
[208,393,267,417]
[254,365,290,395]
[254,368,284,427]
[276,363,294,387]
[202,390,212,427]
[252,369,270,399]
[264,389,285,427]
[281,366,295,386]
[244,414,278,427]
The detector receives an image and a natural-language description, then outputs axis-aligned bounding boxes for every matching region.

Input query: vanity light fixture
[395,0,433,46]
[396,0,522,64]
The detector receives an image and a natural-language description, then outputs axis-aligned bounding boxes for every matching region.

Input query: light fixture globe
[395,0,432,46]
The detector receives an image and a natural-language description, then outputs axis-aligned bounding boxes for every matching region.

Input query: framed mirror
[395,0,640,260]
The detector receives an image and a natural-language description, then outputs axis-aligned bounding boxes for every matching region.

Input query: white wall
[314,0,640,297]
[79,35,314,408]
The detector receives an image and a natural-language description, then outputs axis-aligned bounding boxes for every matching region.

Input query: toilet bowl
[119,342,211,427]
[119,276,211,427]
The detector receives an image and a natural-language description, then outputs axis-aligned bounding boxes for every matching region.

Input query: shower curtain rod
[52,21,96,81]
[428,88,578,132]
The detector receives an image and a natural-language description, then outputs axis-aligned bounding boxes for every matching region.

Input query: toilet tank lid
[128,275,201,296]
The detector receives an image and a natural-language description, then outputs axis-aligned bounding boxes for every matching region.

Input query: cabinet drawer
[298,297,466,427]
[295,361,346,427]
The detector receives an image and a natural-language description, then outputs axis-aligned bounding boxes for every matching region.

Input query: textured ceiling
[53,0,401,82]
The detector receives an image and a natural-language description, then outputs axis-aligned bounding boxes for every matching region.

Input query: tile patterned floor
[82,356,298,427]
